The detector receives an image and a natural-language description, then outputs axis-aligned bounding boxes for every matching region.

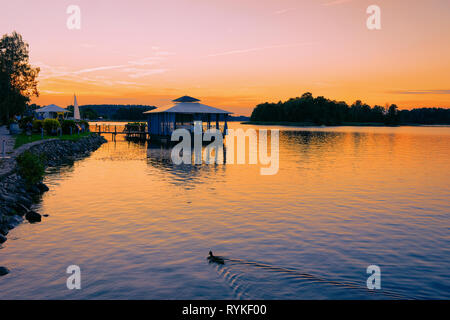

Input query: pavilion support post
[224,114,228,135]
[216,114,219,130]
[162,113,166,136]
[173,114,176,133]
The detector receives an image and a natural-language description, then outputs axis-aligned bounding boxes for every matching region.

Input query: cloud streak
[322,0,354,7]
[272,8,296,15]
[37,51,172,84]
[207,42,317,57]
[390,90,450,95]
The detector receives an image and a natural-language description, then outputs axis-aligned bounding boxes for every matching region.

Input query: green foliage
[125,122,146,131]
[79,120,90,131]
[16,151,45,185]
[112,107,154,121]
[32,119,43,132]
[385,104,399,125]
[65,105,155,121]
[18,115,33,129]
[0,32,40,123]
[43,119,61,135]
[82,108,99,120]
[65,105,99,120]
[250,92,349,125]
[61,119,77,134]
[398,107,450,124]
[250,92,450,125]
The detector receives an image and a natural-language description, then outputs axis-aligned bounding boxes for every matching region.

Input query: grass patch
[14,132,93,149]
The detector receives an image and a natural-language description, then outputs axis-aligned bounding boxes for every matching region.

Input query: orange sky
[1,0,449,115]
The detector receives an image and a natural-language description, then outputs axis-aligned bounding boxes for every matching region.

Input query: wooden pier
[93,124,149,141]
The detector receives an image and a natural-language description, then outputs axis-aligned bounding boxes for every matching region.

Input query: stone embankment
[0,134,107,275]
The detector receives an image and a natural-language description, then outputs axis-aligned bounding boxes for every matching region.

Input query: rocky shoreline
[0,134,107,275]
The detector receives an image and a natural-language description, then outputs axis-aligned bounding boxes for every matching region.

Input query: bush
[43,119,61,136]
[17,151,45,185]
[32,120,43,133]
[79,120,90,132]
[125,122,146,132]
[61,120,77,134]
[18,116,34,129]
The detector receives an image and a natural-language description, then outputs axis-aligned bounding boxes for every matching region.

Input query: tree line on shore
[66,104,156,120]
[250,92,450,125]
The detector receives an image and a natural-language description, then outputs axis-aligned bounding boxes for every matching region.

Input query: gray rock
[6,215,23,229]
[14,202,30,216]
[25,210,41,223]
[17,195,32,207]
[27,185,41,195]
[0,266,10,276]
[0,225,9,236]
[37,182,50,193]
[0,193,18,203]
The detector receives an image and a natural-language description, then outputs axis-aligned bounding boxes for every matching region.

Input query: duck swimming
[207,251,225,265]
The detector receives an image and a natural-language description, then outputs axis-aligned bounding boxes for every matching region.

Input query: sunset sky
[1,0,449,115]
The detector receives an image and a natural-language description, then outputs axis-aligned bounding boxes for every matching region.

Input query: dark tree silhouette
[0,31,40,123]
[250,92,450,125]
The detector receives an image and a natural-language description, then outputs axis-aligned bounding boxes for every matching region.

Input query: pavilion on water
[144,96,232,139]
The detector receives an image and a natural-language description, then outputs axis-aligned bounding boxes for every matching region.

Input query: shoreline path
[0,125,52,179]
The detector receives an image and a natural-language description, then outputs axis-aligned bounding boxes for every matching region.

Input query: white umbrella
[35,104,69,113]
[74,95,81,120]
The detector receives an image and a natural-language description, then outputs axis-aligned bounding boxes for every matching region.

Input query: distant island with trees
[65,104,156,121]
[247,92,450,126]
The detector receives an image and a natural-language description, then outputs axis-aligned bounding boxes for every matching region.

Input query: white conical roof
[36,104,69,113]
[74,95,81,120]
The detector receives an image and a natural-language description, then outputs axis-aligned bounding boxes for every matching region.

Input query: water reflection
[146,143,227,189]
[1,124,449,299]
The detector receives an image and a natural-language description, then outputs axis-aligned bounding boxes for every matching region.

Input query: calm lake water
[1,123,449,299]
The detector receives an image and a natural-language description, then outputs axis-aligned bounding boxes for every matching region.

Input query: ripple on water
[0,125,449,299]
